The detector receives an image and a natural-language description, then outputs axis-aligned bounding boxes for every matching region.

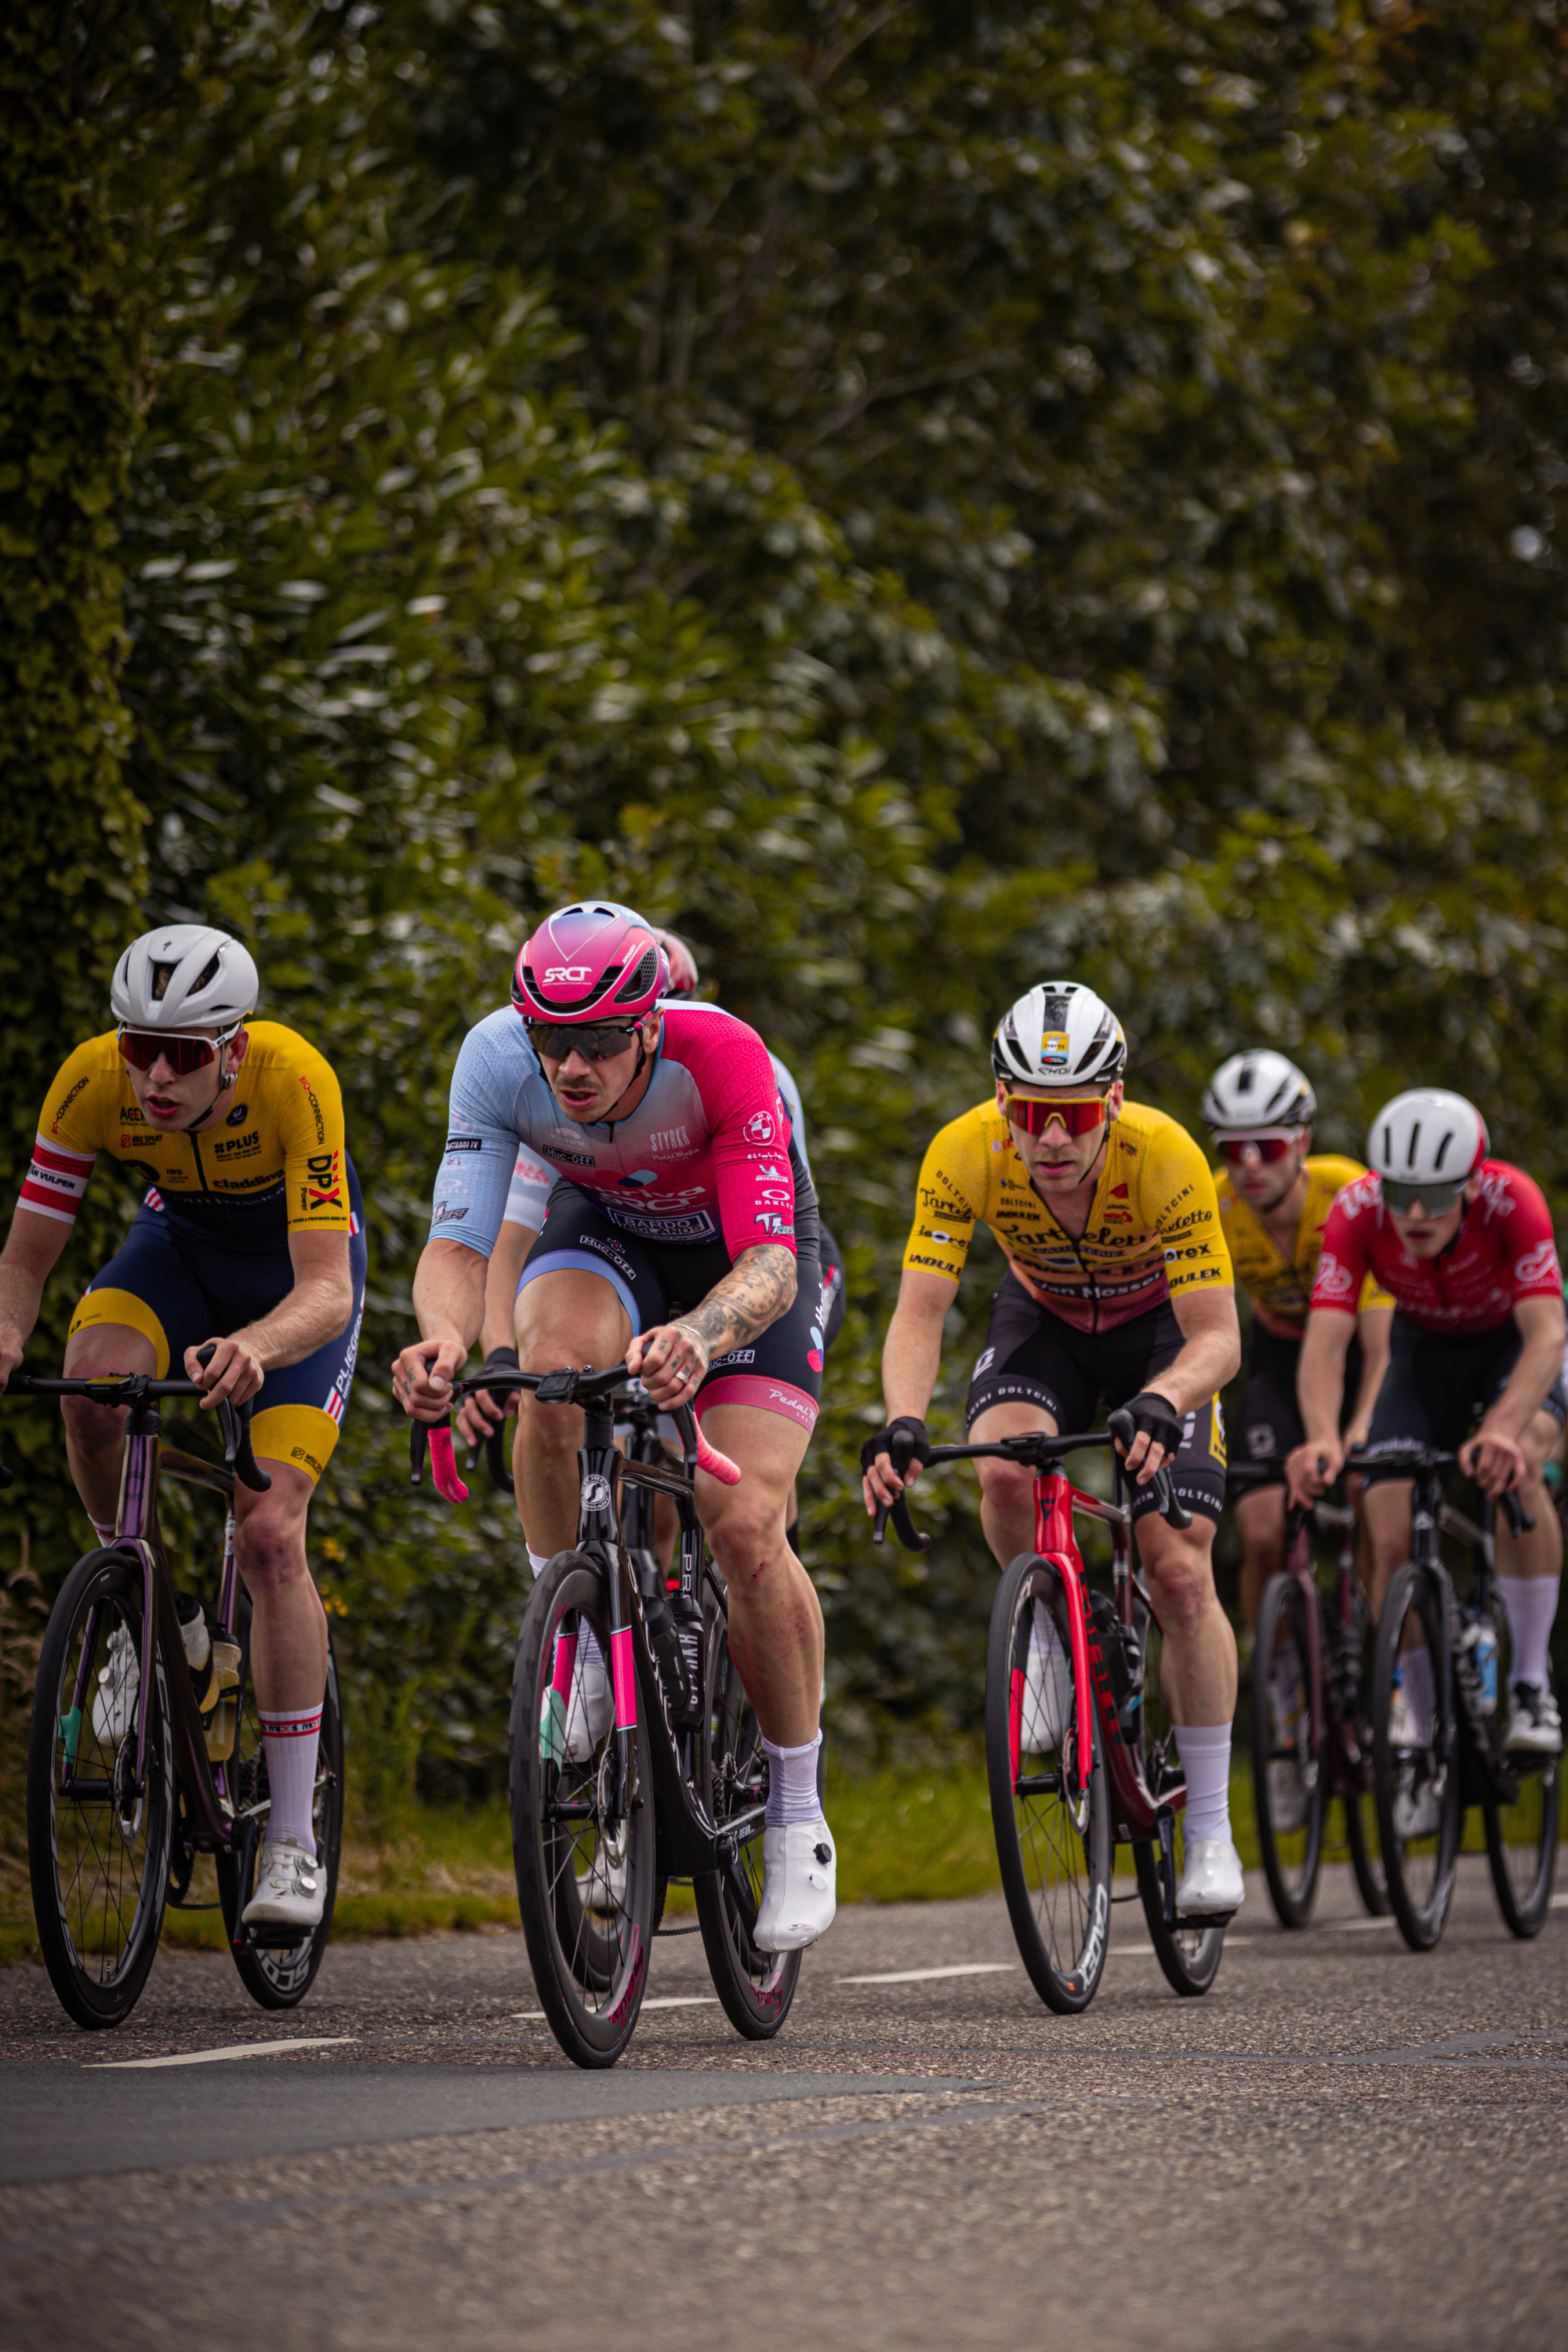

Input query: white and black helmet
[992,981,1127,1089]
[1367,1089,1489,1189]
[1203,1050,1316,1134]
[111,926,260,1030]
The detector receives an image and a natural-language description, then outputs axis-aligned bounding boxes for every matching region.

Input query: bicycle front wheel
[1371,1561,1460,1952]
[1251,1573,1327,1929]
[694,1601,801,2038]
[217,1617,346,2008]
[1131,1598,1225,1995]
[1481,1592,1559,1936]
[511,1553,656,2067]
[985,1555,1112,2013]
[27,1550,174,2029]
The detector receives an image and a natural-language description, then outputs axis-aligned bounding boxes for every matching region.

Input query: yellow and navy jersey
[22,1022,353,1252]
[902,1097,1232,1334]
[1214,1153,1394,1337]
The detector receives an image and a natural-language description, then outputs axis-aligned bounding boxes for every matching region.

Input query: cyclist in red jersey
[1288,1089,1565,1757]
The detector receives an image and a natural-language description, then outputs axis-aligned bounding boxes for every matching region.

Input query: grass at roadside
[0,1758,1291,1965]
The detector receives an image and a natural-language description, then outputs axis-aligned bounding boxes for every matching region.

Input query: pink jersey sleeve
[1496,1167,1563,1301]
[1308,1184,1374,1316]
[667,1017,799,1261]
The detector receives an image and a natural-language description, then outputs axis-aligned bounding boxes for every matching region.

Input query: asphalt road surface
[2,1858,1565,2351]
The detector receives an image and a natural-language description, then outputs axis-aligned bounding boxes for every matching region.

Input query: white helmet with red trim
[1367,1089,1489,1189]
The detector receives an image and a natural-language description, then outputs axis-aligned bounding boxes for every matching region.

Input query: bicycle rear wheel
[217,1613,345,2007]
[695,1601,800,2037]
[985,1555,1112,2013]
[1131,1598,1225,1995]
[27,1550,173,2029]
[1251,1573,1327,1929]
[1481,1591,1559,1936]
[511,1553,656,2067]
[1370,1561,1461,1951]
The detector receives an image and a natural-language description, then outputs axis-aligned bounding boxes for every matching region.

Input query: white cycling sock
[1173,1722,1232,1845]
[1498,1574,1559,1693]
[576,1621,606,1671]
[526,1546,550,1579]
[260,1703,323,1852]
[762,1731,822,1828]
[1399,1643,1436,1743]
[1029,1605,1065,1675]
[91,1520,115,1548]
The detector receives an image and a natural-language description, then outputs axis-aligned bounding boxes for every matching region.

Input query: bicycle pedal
[1175,1907,1236,1931]
[246,1923,309,1950]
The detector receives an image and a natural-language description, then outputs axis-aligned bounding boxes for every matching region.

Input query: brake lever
[1500,1490,1535,1536]
[196,1344,270,1492]
[1153,1467,1191,1531]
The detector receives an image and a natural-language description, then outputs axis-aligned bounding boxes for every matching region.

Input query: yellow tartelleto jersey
[24,1022,352,1250]
[1214,1153,1394,1337]
[902,1097,1232,1334]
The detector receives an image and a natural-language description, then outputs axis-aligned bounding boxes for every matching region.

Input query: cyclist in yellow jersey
[0,927,365,1935]
[1203,1051,1393,1629]
[862,981,1246,1915]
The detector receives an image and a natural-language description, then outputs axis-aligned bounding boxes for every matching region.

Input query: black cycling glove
[474,1348,522,1417]
[861,1415,933,1481]
[1119,1389,1184,1461]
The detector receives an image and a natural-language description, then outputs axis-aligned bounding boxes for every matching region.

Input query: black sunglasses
[526,1018,644,1063]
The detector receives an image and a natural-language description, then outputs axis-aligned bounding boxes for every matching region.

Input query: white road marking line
[640,1995,718,2009]
[88,2035,358,2072]
[1550,1892,1568,1910]
[837,1963,1017,1985]
[1321,1915,1400,1932]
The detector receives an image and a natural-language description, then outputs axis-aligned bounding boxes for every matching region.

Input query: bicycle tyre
[511,1552,656,2067]
[1371,1560,1461,1952]
[1251,1573,1327,1929]
[27,1549,174,2030]
[985,1555,1112,2013]
[217,1620,346,2008]
[1480,1591,1559,1936]
[1130,1592,1225,1995]
[1343,1785,1390,1918]
[694,1603,801,2038]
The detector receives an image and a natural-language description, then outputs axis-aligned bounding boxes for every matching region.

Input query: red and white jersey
[430,1002,816,1261]
[1309,1162,1562,1335]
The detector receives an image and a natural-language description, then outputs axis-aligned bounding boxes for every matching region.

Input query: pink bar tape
[550,1628,579,1700]
[611,1625,637,1730]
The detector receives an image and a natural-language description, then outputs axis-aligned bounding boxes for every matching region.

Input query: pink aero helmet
[512,901,670,1023]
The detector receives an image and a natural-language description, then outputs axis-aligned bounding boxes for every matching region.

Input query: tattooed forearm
[676,1245,797,1362]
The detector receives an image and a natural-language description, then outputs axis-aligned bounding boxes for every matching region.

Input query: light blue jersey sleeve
[769,1052,811,1180]
[429,1008,535,1258]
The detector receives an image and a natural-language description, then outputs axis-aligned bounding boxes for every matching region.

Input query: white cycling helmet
[1367,1088,1489,1192]
[111,926,260,1030]
[1203,1050,1316,1134]
[992,980,1127,1089]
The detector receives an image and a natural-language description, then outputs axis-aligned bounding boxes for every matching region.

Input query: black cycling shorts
[818,1221,846,1355]
[517,1185,822,1439]
[1361,1309,1568,1483]
[1236,1322,1368,1485]
[965,1272,1227,1525]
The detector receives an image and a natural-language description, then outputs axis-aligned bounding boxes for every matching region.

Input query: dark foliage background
[5,0,1568,1799]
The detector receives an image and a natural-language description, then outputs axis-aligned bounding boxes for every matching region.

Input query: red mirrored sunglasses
[1216,1134,1298,1167]
[117,1024,239,1076]
[1004,1094,1109,1139]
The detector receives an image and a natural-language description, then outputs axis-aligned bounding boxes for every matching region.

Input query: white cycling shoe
[242,1838,325,1931]
[1505,1682,1563,1757]
[754,1817,837,1953]
[1392,1771,1443,1842]
[1022,1607,1074,1752]
[1174,1835,1245,1917]
[92,1623,140,1745]
[564,1658,614,1762]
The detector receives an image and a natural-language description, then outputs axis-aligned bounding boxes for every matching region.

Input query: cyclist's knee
[975,1454,1034,1521]
[1138,1529,1218,1637]
[59,1387,126,1461]
[234,1504,310,1599]
[702,1489,788,1577]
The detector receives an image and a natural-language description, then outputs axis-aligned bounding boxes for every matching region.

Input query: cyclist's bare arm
[453,1218,539,1446]
[1287,1307,1356,1501]
[1463,1289,1568,1494]
[395,1235,489,1421]
[1344,1303,1393,1449]
[191,1228,356,1409]
[0,1207,74,1388]
[1119,1283,1241,1479]
[862,1267,956,1508]
[628,1241,797,1410]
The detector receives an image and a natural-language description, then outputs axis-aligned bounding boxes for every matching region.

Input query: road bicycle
[1235,1461,1387,1929]
[874,1410,1234,2011]
[412,1363,800,2068]
[2,1357,344,2028]
[1361,1445,1558,1951]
